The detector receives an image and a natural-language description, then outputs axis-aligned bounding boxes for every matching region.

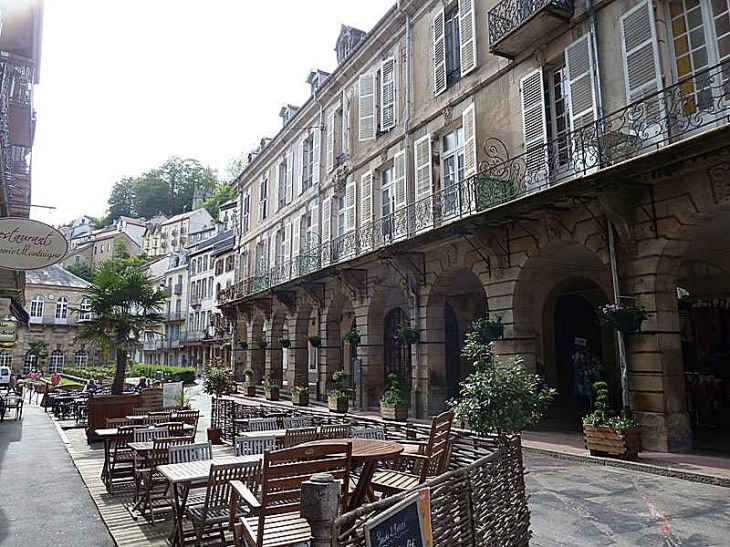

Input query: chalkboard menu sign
[364,489,432,547]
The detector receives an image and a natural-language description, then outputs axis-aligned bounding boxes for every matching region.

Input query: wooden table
[302,438,403,511]
[238,428,287,440]
[158,455,263,547]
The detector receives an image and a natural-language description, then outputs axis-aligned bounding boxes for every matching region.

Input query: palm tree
[77,261,166,394]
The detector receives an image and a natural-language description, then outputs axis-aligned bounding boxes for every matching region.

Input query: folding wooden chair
[283,416,312,429]
[234,435,277,456]
[319,423,351,440]
[351,426,385,440]
[133,426,169,442]
[247,417,278,432]
[282,427,318,448]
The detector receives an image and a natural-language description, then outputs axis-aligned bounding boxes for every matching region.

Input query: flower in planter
[264,375,279,390]
[380,373,408,406]
[308,335,322,348]
[291,384,308,395]
[280,337,291,348]
[243,368,255,384]
[598,303,650,333]
[328,389,350,401]
[394,324,420,345]
[254,337,268,349]
[583,381,639,433]
[343,328,361,346]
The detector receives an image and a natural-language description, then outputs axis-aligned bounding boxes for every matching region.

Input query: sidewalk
[0,401,114,547]
[522,429,730,487]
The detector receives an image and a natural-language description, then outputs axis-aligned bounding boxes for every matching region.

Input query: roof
[189,230,235,256]
[162,208,210,226]
[26,265,90,289]
[212,235,236,257]
[117,216,146,226]
[220,199,237,211]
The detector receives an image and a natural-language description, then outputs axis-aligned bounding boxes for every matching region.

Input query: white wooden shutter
[360,171,373,228]
[414,134,433,203]
[565,34,598,131]
[310,203,319,249]
[242,243,250,279]
[345,179,356,233]
[297,139,306,194]
[274,160,282,212]
[463,103,477,178]
[292,215,301,259]
[269,233,277,267]
[319,199,330,266]
[326,110,336,172]
[285,151,294,203]
[620,1,661,103]
[520,69,548,188]
[433,6,446,96]
[312,126,321,187]
[342,89,350,155]
[380,57,396,132]
[459,0,477,77]
[393,150,407,239]
[283,222,291,267]
[358,73,376,141]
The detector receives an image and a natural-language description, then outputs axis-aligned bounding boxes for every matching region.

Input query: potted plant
[599,302,650,333]
[291,383,309,406]
[583,381,641,459]
[328,369,349,413]
[343,328,361,347]
[280,337,291,349]
[450,320,556,444]
[254,337,268,349]
[174,387,194,409]
[242,367,256,397]
[380,372,409,421]
[478,316,504,344]
[308,335,322,348]
[239,340,249,350]
[202,359,235,444]
[395,324,420,345]
[264,376,280,401]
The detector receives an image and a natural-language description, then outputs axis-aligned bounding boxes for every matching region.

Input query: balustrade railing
[217,61,730,307]
[488,0,574,50]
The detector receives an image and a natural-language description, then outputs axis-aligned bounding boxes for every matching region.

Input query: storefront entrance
[384,307,411,393]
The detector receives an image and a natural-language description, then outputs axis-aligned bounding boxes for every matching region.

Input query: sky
[30,0,395,226]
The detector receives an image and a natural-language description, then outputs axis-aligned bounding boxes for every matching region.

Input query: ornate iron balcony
[488,0,573,58]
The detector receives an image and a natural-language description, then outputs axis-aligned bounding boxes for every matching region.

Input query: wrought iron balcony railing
[218,61,730,307]
[488,0,573,57]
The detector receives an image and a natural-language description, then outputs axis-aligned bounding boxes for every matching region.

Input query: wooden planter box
[380,401,409,421]
[328,396,349,413]
[243,384,256,397]
[583,424,642,460]
[265,387,280,401]
[292,392,309,406]
[86,393,140,441]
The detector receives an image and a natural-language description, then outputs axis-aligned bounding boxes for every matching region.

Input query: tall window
[0,350,12,368]
[49,350,64,373]
[381,166,395,240]
[209,276,214,298]
[545,64,572,167]
[55,297,69,320]
[303,135,314,191]
[24,352,36,373]
[276,229,286,266]
[255,241,266,275]
[242,192,251,234]
[215,259,223,275]
[79,298,92,321]
[30,295,44,320]
[337,196,347,238]
[74,350,88,368]
[278,160,287,209]
[259,178,268,221]
[445,8,461,88]
[302,213,314,251]
[442,127,465,214]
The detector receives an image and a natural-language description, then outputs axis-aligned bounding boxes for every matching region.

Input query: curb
[523,445,730,488]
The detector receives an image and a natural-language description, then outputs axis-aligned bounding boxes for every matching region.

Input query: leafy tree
[107,178,136,219]
[450,319,556,445]
[89,216,110,230]
[132,172,171,218]
[65,262,94,282]
[224,151,247,183]
[203,184,237,218]
[77,261,166,394]
[27,340,49,371]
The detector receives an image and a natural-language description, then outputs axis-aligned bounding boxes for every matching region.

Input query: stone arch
[266,308,287,386]
[249,312,265,384]
[321,291,357,394]
[288,301,314,392]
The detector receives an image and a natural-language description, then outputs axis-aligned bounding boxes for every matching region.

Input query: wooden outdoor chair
[1,392,23,421]
[176,409,200,429]
[283,416,312,429]
[168,441,213,464]
[351,426,385,440]
[108,425,138,492]
[145,412,172,426]
[136,436,194,523]
[133,407,155,416]
[106,417,135,428]
[133,426,169,443]
[161,421,187,437]
[319,423,351,440]
[233,443,353,547]
[370,411,453,497]
[247,417,278,432]
[185,460,262,547]
[234,435,277,457]
[282,427,318,448]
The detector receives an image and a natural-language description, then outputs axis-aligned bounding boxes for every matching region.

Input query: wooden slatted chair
[108,425,137,492]
[185,460,262,547]
[161,421,187,437]
[133,407,155,416]
[234,435,277,457]
[133,426,169,442]
[247,417,278,432]
[145,412,172,426]
[283,416,312,429]
[351,426,386,440]
[233,443,353,547]
[106,417,135,428]
[176,409,200,429]
[168,441,212,464]
[282,427,318,448]
[319,423,351,440]
[136,436,194,523]
[370,411,453,497]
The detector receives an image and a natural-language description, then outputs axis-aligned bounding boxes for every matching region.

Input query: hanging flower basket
[308,335,322,348]
[239,341,249,350]
[254,338,268,349]
[599,303,649,333]
[343,328,361,346]
[478,318,504,343]
[395,324,420,345]
[280,338,291,348]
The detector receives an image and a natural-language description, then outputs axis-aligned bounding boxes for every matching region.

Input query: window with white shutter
[414,134,433,231]
[520,69,548,188]
[345,179,356,234]
[326,110,336,172]
[462,103,477,178]
[309,203,319,250]
[283,222,291,270]
[620,1,661,103]
[393,150,407,238]
[360,171,373,233]
[286,151,294,203]
[380,57,397,132]
[565,34,598,131]
[458,0,477,76]
[292,215,301,259]
[321,198,332,266]
[342,89,350,155]
[433,6,447,96]
[258,177,268,221]
[276,159,286,211]
[359,72,376,141]
[312,127,321,187]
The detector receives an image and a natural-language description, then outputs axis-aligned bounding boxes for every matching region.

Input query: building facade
[62,230,140,270]
[159,208,215,255]
[219,0,730,453]
[142,213,169,257]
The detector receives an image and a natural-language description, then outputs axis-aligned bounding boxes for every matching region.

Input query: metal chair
[283,416,312,429]
[351,426,386,440]
[247,417,278,432]
[282,427,318,448]
[319,423,351,440]
[234,435,277,456]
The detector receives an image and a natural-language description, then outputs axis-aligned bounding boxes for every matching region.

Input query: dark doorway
[384,308,411,393]
[445,303,461,400]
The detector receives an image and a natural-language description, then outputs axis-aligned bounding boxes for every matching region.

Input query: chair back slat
[421,411,453,481]
[319,423,351,440]
[161,421,186,437]
[352,426,385,440]
[133,426,169,442]
[145,412,172,426]
[150,436,195,468]
[247,417,278,432]
[257,443,352,546]
[168,441,212,464]
[112,425,137,455]
[176,409,200,427]
[283,427,318,448]
[234,435,277,456]
[106,417,134,428]
[133,407,155,416]
[202,460,261,518]
[283,416,312,429]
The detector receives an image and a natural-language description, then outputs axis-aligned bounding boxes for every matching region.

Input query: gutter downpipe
[586,0,629,412]
[314,86,325,401]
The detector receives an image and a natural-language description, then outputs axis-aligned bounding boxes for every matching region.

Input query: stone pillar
[300,473,340,547]
[288,310,311,391]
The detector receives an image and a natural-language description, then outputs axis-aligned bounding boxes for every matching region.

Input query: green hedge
[129,362,197,384]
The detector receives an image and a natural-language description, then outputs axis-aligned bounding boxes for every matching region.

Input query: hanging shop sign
[0,320,17,342]
[0,218,68,270]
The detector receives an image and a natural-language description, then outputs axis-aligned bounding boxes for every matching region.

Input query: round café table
[302,438,403,511]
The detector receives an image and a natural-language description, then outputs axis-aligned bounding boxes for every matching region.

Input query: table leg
[349,460,377,511]
[101,439,110,487]
[168,482,190,547]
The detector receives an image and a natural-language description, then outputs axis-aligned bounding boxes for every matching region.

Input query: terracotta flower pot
[207,427,222,445]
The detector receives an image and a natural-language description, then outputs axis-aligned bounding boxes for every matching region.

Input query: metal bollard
[300,473,340,547]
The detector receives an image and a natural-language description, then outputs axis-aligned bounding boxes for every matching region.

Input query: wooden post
[300,473,340,547]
